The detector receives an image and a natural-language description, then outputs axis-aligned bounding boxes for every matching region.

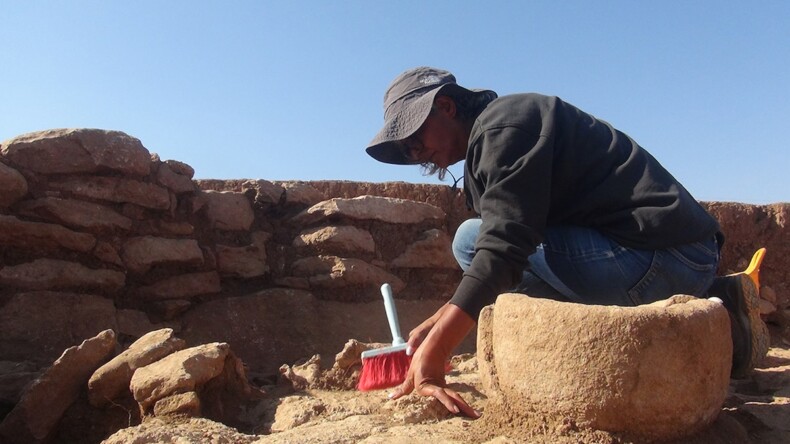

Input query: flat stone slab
[49,176,170,210]
[0,128,151,176]
[293,195,445,226]
[291,255,405,293]
[0,215,96,253]
[121,236,204,275]
[293,225,375,254]
[17,197,133,232]
[0,258,125,293]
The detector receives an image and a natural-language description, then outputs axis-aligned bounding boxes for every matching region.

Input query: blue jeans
[452,219,719,306]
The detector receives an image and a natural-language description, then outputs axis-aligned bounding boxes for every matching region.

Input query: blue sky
[2,1,788,204]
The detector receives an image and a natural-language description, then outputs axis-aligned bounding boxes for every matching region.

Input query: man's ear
[434,95,457,118]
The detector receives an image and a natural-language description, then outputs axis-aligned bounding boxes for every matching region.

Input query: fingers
[418,384,480,419]
[388,375,479,418]
[405,338,418,356]
[388,375,414,400]
[448,390,480,419]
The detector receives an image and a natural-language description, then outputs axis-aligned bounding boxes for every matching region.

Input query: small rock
[153,391,201,417]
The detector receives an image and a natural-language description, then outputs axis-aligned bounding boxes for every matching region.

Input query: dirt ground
[105,337,790,444]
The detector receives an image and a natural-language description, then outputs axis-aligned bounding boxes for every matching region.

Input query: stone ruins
[0,129,787,443]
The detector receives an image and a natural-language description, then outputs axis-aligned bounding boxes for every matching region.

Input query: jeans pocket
[666,241,718,273]
[627,244,717,305]
[627,250,663,305]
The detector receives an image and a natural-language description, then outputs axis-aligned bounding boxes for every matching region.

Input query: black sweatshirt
[450,93,720,319]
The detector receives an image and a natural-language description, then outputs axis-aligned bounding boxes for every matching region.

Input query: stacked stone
[0,129,273,367]
[0,328,262,444]
[285,194,460,300]
[0,128,467,414]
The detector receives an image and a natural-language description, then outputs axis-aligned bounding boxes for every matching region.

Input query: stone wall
[1,128,787,382]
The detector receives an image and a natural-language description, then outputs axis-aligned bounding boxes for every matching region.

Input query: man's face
[401,96,468,168]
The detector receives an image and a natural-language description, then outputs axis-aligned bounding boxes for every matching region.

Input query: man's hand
[389,304,480,418]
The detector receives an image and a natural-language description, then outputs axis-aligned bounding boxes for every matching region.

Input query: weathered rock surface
[275,180,325,206]
[0,258,125,292]
[0,329,116,444]
[216,244,268,278]
[201,190,255,231]
[0,128,151,176]
[153,391,201,417]
[0,162,27,208]
[156,161,196,194]
[477,294,732,441]
[0,292,118,366]
[294,225,375,254]
[291,255,406,293]
[0,215,96,253]
[88,328,186,407]
[179,289,452,375]
[49,176,171,210]
[241,179,285,205]
[0,128,788,443]
[130,342,230,412]
[136,271,221,300]
[121,236,204,274]
[0,361,39,405]
[17,197,133,232]
[102,418,256,444]
[391,229,458,269]
[294,195,445,225]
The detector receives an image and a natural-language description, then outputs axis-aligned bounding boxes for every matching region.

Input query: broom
[357,283,411,391]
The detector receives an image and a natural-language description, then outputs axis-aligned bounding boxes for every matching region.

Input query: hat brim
[366,84,489,165]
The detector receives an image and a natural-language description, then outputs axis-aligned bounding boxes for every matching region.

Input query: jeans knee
[452,218,481,270]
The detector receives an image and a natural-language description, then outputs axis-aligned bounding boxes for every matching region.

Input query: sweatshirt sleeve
[449,125,554,319]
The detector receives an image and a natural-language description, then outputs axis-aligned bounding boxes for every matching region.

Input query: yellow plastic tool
[743,247,766,291]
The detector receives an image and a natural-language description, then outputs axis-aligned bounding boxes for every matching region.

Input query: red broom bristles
[357,349,412,391]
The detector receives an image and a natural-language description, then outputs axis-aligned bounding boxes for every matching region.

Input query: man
[365,66,768,417]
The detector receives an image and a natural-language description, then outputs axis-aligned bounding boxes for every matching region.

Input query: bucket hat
[366,67,496,165]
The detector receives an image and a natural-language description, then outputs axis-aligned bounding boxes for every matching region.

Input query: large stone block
[156,161,196,194]
[0,128,151,176]
[0,258,125,293]
[215,244,267,278]
[477,294,731,441]
[17,197,133,232]
[391,229,458,269]
[121,236,204,274]
[293,225,375,254]
[291,255,405,293]
[136,271,221,300]
[0,215,96,253]
[200,190,254,231]
[48,176,170,210]
[293,195,445,226]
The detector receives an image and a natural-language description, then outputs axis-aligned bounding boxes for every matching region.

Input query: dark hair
[420,91,496,181]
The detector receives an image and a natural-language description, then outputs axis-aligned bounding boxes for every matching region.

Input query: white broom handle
[381,283,405,346]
